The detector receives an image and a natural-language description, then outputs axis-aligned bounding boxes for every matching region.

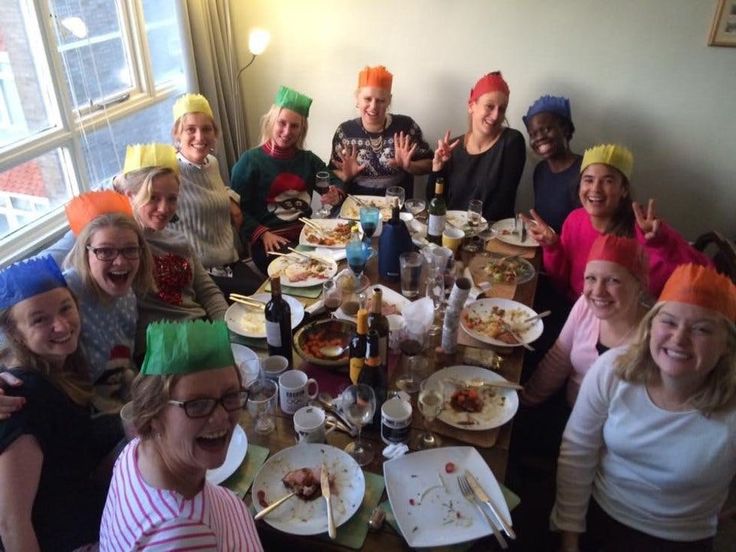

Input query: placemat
[486,239,536,260]
[229,332,268,351]
[319,471,385,549]
[264,280,322,298]
[223,443,270,499]
[380,484,520,550]
[301,353,402,397]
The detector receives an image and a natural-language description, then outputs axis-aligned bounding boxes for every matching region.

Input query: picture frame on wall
[709,0,736,47]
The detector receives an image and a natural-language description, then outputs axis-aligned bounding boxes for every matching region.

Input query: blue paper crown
[522,95,574,130]
[0,256,67,310]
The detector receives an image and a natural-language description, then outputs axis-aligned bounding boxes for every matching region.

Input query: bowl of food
[294,318,356,367]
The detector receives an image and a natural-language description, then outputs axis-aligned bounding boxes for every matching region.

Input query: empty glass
[467,199,483,233]
[340,384,376,466]
[404,198,426,218]
[415,378,444,449]
[246,378,278,434]
[386,186,405,210]
[322,279,342,319]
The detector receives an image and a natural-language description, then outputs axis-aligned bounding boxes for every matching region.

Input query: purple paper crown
[522,95,573,129]
[0,256,67,309]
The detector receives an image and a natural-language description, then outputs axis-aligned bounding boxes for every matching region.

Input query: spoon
[319,345,347,358]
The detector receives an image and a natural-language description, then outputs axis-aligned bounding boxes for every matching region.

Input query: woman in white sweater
[552,263,736,551]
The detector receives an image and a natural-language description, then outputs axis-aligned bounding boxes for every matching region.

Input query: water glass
[386,186,405,210]
[246,378,278,435]
[399,251,423,299]
[415,378,444,449]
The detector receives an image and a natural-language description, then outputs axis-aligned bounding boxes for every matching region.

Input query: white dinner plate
[425,365,519,431]
[266,254,337,288]
[334,284,410,321]
[206,425,248,485]
[298,218,360,249]
[224,293,304,339]
[252,443,365,535]
[460,297,543,347]
[384,446,512,548]
[338,195,392,221]
[490,218,539,247]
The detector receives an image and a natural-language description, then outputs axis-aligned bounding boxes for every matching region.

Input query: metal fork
[457,475,508,550]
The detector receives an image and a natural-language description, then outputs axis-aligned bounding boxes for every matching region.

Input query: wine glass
[414,378,444,449]
[359,206,380,242]
[467,199,483,234]
[346,238,369,280]
[404,198,426,220]
[313,171,332,218]
[386,186,405,210]
[340,384,376,465]
[246,378,278,435]
[322,279,342,319]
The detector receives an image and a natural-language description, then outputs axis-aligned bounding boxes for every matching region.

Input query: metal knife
[465,471,516,540]
[254,491,296,520]
[520,218,527,243]
[321,464,336,539]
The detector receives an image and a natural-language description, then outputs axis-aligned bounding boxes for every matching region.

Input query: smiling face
[10,287,80,366]
[270,108,304,150]
[468,91,508,138]
[527,112,568,160]
[154,366,241,477]
[583,260,641,321]
[175,112,217,165]
[579,163,628,222]
[357,86,391,131]
[135,172,179,231]
[87,226,141,298]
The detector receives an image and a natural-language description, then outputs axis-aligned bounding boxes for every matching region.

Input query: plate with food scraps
[224,293,305,339]
[425,365,519,431]
[299,218,361,249]
[338,195,392,221]
[490,217,539,247]
[206,425,248,485]
[384,446,511,548]
[267,253,338,288]
[460,297,543,347]
[446,210,489,236]
[334,284,410,321]
[252,443,365,536]
[467,252,536,285]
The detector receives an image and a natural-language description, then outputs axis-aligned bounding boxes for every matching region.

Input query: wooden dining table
[234,232,540,551]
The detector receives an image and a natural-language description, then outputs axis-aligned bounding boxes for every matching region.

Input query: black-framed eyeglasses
[87,245,141,261]
[168,389,248,419]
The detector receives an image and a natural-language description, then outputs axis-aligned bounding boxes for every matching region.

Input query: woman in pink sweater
[525,144,709,302]
[521,234,650,408]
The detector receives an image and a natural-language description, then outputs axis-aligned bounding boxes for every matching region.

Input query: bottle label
[265,321,282,347]
[349,358,364,384]
[428,214,446,236]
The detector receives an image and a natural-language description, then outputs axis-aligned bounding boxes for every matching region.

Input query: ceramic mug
[293,406,336,444]
[278,370,319,414]
[262,355,289,381]
[442,226,465,255]
[380,396,412,445]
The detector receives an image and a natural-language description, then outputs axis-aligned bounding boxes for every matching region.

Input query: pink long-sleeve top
[542,208,710,302]
[521,295,602,407]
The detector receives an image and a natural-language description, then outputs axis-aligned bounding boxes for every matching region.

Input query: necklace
[363,118,388,154]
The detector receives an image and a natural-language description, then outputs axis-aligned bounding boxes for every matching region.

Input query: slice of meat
[282,467,322,501]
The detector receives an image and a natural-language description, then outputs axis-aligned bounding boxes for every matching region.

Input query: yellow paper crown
[173,93,214,122]
[581,144,634,180]
[123,143,179,175]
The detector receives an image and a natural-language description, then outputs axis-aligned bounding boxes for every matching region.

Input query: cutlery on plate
[347,194,368,207]
[464,471,516,540]
[254,491,296,520]
[457,475,507,549]
[321,464,336,539]
[286,247,334,266]
[299,217,326,235]
[523,310,551,324]
[446,377,523,391]
[499,319,534,352]
[229,294,266,309]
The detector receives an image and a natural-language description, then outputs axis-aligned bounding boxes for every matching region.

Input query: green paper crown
[140,320,235,376]
[274,85,312,117]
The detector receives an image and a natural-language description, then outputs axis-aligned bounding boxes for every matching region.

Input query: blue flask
[378,198,415,281]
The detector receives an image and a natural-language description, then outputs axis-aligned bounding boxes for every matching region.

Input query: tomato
[445,462,456,474]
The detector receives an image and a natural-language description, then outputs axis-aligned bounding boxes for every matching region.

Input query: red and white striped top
[100,439,263,551]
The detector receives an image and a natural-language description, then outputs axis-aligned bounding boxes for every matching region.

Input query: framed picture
[709,0,736,47]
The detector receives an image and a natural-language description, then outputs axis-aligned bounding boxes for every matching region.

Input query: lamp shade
[249,28,270,56]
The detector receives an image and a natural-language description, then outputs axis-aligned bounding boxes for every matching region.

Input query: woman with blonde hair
[230,86,345,273]
[552,264,736,550]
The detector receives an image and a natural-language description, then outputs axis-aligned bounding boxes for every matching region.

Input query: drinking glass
[322,279,342,319]
[404,198,426,221]
[346,238,369,279]
[467,199,483,233]
[246,378,278,435]
[313,171,333,218]
[386,186,405,210]
[415,378,444,449]
[340,384,376,465]
[359,206,380,241]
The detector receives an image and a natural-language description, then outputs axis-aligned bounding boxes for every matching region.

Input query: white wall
[230,0,736,240]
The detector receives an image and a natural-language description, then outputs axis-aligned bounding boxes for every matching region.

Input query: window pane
[0,148,73,239]
[142,0,187,86]
[0,1,59,149]
[49,0,134,110]
[80,95,183,187]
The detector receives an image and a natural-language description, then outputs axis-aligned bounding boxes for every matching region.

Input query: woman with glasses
[100,320,263,551]
[0,257,118,550]
[427,71,526,222]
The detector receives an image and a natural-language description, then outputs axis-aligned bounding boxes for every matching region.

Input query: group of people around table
[0,63,733,550]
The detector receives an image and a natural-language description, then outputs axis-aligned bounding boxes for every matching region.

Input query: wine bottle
[349,308,369,384]
[265,276,293,366]
[359,329,387,428]
[427,177,447,244]
[367,287,389,366]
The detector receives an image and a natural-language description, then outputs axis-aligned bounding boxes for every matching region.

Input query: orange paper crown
[587,234,648,285]
[469,71,510,103]
[659,264,736,321]
[65,190,134,236]
[358,65,393,91]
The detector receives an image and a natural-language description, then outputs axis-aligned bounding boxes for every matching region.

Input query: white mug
[278,370,319,414]
[293,406,336,444]
[262,355,289,381]
[380,396,412,445]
